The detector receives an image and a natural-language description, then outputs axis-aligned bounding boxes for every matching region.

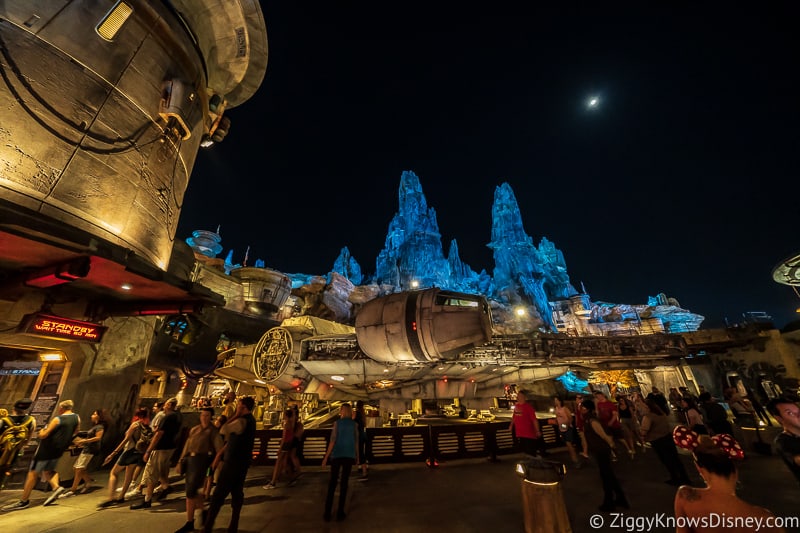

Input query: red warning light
[411,321,417,331]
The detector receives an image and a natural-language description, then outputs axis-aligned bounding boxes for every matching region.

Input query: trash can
[516,458,571,533]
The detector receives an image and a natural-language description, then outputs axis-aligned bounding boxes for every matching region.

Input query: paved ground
[1,442,798,533]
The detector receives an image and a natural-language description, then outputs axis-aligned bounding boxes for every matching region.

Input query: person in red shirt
[509,390,546,457]
[593,391,634,458]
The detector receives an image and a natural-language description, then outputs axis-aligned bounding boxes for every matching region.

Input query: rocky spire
[331,246,363,285]
[488,182,575,330]
[375,171,450,290]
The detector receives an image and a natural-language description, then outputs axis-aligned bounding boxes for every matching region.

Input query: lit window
[96,1,133,41]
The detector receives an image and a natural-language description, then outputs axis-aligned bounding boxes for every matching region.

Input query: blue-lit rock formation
[448,240,494,295]
[191,170,703,334]
[375,171,452,290]
[331,246,363,286]
[488,183,577,330]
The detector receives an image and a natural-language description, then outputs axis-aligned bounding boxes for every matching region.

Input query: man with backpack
[0,398,36,490]
[131,397,182,509]
[2,399,80,511]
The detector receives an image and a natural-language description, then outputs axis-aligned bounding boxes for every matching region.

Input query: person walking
[510,390,545,457]
[61,408,106,498]
[616,396,639,456]
[354,400,369,480]
[580,399,629,513]
[2,399,80,511]
[573,394,589,458]
[174,407,222,533]
[553,396,581,468]
[646,387,670,416]
[681,396,708,435]
[288,406,304,485]
[203,396,256,533]
[99,407,150,507]
[221,391,237,420]
[0,398,36,491]
[699,392,733,436]
[131,397,182,509]
[322,402,359,522]
[593,391,633,459]
[263,408,299,489]
[640,399,691,486]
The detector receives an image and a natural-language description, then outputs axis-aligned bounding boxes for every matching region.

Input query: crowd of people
[0,392,375,530]
[1,385,797,530]
[0,394,259,532]
[510,384,800,530]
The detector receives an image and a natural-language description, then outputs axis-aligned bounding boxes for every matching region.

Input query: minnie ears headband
[672,425,745,460]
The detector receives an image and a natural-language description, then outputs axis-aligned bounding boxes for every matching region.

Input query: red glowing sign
[20,314,107,343]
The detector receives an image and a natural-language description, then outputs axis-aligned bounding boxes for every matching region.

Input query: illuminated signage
[19,313,107,343]
[0,368,40,375]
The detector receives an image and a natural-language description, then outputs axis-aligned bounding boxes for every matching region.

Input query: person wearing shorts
[1,400,80,511]
[61,409,106,498]
[131,398,182,509]
[98,407,149,508]
[174,407,222,533]
[263,408,297,489]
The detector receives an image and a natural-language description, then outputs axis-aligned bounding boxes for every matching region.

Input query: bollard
[516,458,571,533]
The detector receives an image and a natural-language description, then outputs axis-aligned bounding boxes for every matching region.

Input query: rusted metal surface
[0,1,267,271]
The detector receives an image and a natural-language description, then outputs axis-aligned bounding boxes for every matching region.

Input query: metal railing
[250,419,563,466]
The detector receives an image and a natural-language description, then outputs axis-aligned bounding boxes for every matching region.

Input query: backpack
[134,422,154,453]
[0,415,35,467]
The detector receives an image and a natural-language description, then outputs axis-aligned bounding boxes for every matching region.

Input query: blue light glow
[555,371,590,393]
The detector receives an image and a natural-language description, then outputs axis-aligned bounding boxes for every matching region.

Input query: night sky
[177,4,799,329]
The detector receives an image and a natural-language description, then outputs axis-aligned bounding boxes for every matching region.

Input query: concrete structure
[0,0,268,478]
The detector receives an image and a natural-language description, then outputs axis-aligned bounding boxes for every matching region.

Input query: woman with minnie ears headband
[672,426,784,533]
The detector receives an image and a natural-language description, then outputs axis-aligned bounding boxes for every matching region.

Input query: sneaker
[58,490,75,499]
[130,500,151,510]
[1,500,30,511]
[262,482,276,490]
[124,488,141,499]
[174,520,195,533]
[43,486,65,506]
[98,500,117,509]
[155,486,172,501]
